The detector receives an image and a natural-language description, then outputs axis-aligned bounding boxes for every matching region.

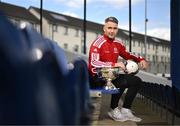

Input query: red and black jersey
[88,34,145,77]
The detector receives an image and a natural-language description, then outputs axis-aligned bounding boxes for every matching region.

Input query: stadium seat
[0,13,91,125]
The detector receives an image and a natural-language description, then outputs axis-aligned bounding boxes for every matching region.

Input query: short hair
[105,17,118,24]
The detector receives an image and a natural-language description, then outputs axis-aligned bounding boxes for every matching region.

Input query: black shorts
[89,74,142,89]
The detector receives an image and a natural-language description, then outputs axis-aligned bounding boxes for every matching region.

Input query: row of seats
[139,82,180,124]
[0,12,92,125]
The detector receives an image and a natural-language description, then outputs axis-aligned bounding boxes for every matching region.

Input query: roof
[0,2,39,23]
[29,6,103,31]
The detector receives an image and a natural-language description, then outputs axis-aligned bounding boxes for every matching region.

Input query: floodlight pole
[144,0,148,59]
[83,0,87,54]
[129,0,132,52]
[40,0,43,35]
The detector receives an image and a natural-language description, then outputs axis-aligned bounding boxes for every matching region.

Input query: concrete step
[90,92,169,126]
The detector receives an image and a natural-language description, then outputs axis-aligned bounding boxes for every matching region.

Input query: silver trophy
[96,67,122,90]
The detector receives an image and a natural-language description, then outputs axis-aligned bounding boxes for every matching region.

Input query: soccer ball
[125,60,139,74]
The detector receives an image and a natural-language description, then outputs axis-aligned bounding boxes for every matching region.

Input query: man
[88,17,148,122]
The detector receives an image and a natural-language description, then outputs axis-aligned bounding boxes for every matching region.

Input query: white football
[125,60,139,74]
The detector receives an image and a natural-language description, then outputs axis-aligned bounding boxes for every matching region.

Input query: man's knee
[134,76,143,88]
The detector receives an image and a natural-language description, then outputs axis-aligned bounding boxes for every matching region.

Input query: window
[125,40,129,45]
[133,40,135,47]
[168,57,170,62]
[165,57,168,62]
[153,44,155,50]
[75,29,79,37]
[53,24,58,32]
[156,56,158,62]
[155,45,158,53]
[147,55,150,61]
[64,43,68,49]
[153,55,156,62]
[64,26,68,35]
[74,45,79,52]
[138,41,140,47]
[161,56,164,62]
[95,33,99,38]
[148,43,150,49]
[162,46,166,52]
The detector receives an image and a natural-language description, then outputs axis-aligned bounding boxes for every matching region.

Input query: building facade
[0,2,170,75]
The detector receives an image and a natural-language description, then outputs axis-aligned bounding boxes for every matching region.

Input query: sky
[2,0,170,41]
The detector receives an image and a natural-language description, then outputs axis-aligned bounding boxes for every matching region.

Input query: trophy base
[101,87,119,94]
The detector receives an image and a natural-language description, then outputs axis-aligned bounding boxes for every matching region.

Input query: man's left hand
[139,60,149,70]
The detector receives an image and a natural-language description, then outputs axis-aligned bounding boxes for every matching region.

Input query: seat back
[0,14,91,125]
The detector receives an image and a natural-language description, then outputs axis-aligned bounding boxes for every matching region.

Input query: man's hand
[115,62,126,71]
[139,60,149,70]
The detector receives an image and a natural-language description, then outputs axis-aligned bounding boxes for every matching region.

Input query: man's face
[103,21,118,39]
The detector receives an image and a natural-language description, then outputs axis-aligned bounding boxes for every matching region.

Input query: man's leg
[107,76,127,122]
[122,75,142,108]
[110,88,125,109]
[109,74,142,109]
[120,74,142,122]
[110,75,128,109]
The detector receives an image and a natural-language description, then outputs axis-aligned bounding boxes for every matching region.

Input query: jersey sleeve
[119,44,145,62]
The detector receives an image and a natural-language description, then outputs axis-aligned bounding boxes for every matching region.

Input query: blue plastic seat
[0,14,91,125]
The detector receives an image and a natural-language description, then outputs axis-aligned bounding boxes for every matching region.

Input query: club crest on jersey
[93,48,98,52]
[114,48,118,53]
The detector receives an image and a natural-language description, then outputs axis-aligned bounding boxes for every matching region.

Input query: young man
[88,17,148,122]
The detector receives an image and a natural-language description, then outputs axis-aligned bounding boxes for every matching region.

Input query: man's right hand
[115,62,126,71]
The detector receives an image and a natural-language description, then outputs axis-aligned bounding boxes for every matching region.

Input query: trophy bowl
[96,67,121,92]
